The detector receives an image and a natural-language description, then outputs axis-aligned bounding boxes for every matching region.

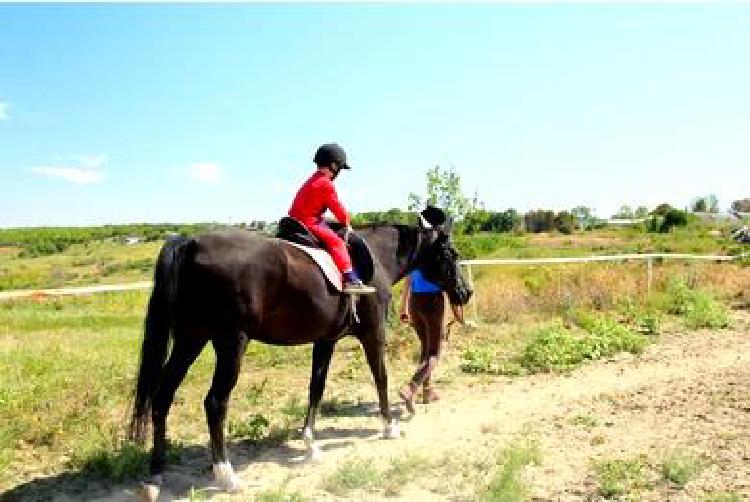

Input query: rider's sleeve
[325,182,351,226]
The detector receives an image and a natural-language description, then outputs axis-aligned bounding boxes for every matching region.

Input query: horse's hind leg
[302,339,336,461]
[145,333,207,493]
[205,332,248,492]
[360,328,399,439]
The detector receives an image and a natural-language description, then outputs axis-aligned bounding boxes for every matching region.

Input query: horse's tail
[129,235,193,442]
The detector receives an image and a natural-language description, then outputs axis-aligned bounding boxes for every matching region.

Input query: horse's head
[417,219,473,307]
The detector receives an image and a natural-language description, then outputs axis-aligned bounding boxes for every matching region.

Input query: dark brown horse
[129,222,471,497]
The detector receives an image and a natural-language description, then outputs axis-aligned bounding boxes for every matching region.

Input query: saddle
[276,217,375,284]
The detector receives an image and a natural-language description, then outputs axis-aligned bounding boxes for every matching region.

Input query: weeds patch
[595,458,649,499]
[254,486,307,502]
[660,449,703,487]
[323,458,382,495]
[479,439,541,501]
[701,491,742,502]
[664,279,730,329]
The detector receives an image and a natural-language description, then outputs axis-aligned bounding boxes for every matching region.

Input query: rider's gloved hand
[344,225,353,243]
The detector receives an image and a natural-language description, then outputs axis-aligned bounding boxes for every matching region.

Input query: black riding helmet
[421,205,447,228]
[314,143,351,173]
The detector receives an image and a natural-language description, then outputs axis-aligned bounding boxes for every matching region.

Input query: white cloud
[0,101,9,121]
[78,154,108,169]
[31,154,108,184]
[32,167,107,184]
[186,162,222,183]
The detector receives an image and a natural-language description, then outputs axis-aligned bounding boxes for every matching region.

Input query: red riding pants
[304,220,352,273]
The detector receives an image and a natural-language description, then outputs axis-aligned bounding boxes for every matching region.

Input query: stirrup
[343,281,376,295]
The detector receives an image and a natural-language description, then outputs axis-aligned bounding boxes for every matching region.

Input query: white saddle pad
[283,241,343,292]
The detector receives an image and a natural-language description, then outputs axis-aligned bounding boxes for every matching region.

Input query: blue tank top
[410,268,442,294]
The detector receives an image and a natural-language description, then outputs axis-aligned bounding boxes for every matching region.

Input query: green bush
[520,317,647,373]
[664,279,730,329]
[521,325,585,371]
[576,314,648,357]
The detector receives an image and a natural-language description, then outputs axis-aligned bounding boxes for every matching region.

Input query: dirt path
[19,313,749,502]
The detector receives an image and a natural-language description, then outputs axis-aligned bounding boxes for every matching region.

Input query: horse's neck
[360,225,429,285]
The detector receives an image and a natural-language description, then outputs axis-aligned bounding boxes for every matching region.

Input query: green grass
[660,449,704,487]
[319,452,430,497]
[460,314,649,376]
[595,458,650,499]
[381,452,430,496]
[663,279,731,329]
[479,440,542,502]
[571,414,600,428]
[0,240,163,291]
[0,291,316,493]
[322,458,383,495]
[254,486,308,502]
[520,316,647,373]
[701,491,742,502]
[0,223,744,497]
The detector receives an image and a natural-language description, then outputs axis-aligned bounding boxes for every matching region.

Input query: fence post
[646,257,653,293]
[465,264,478,322]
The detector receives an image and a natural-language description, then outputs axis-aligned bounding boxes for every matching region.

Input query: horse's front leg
[303,339,336,461]
[360,326,400,439]
[205,334,247,492]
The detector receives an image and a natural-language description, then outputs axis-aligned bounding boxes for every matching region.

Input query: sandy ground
[5,313,749,502]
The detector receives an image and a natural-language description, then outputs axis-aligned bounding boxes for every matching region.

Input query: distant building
[607,218,647,226]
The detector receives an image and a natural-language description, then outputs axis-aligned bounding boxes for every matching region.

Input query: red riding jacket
[289,171,351,227]
[288,171,353,273]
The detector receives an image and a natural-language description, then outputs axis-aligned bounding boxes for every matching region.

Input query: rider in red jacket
[289,143,375,294]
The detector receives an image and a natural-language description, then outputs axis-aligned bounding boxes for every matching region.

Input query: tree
[634,206,650,219]
[486,209,522,233]
[554,211,578,234]
[731,198,750,213]
[461,208,522,234]
[408,165,473,221]
[652,203,674,216]
[659,209,689,233]
[691,194,719,213]
[524,210,556,233]
[352,208,416,226]
[571,206,595,229]
[613,205,634,219]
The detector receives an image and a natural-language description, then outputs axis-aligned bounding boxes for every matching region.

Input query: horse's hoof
[383,420,400,439]
[213,462,244,493]
[137,475,162,502]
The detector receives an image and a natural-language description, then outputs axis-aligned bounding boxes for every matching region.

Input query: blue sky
[1,4,749,227]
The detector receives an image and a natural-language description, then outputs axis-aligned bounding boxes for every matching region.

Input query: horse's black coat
[129,224,471,476]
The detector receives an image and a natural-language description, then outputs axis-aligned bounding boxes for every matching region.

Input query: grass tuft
[595,458,649,499]
[254,487,308,502]
[323,458,383,495]
[479,440,541,501]
[661,449,703,487]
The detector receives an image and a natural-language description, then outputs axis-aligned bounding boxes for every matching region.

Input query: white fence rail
[460,253,743,321]
[0,253,743,304]
[0,281,153,301]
